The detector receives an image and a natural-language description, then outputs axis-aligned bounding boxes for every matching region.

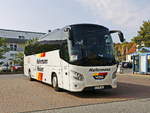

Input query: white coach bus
[24,24,124,92]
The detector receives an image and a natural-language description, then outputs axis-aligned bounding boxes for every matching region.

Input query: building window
[18,36,25,39]
[9,44,17,51]
[14,45,17,51]
[10,44,13,51]
[10,53,15,58]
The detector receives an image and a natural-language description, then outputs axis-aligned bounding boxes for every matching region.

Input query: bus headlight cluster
[112,70,117,79]
[71,71,84,81]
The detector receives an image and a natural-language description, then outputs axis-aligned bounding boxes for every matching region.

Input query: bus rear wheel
[28,70,34,81]
[52,74,60,91]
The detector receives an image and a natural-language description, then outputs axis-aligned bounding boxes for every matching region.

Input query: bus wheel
[28,70,34,81]
[52,74,60,91]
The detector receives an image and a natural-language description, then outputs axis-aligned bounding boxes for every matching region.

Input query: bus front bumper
[69,78,117,92]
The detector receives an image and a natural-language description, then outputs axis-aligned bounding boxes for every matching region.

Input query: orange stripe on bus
[93,72,108,76]
[37,52,46,57]
[36,72,43,81]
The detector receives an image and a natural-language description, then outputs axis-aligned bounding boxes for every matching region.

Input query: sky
[0,0,149,42]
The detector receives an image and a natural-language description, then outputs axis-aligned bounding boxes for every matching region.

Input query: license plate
[94,86,104,90]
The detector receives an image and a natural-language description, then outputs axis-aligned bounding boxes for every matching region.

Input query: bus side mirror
[118,32,125,42]
[109,30,125,43]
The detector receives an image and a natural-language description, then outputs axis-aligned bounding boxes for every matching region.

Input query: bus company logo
[92,72,108,80]
[37,59,48,64]
[37,52,46,57]
[89,68,110,72]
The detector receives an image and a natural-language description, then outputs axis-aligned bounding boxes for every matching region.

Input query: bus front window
[68,25,116,66]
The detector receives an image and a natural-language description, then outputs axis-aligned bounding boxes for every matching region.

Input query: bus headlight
[112,71,117,79]
[71,71,84,81]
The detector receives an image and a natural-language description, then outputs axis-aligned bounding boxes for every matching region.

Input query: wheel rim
[52,77,57,88]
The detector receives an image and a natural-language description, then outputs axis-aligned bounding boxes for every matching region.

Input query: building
[0,29,46,66]
[132,47,150,74]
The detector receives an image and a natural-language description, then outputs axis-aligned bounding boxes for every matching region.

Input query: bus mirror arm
[64,27,75,46]
[109,30,125,43]
[64,27,72,40]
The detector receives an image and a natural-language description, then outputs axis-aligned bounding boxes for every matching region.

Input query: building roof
[6,38,28,43]
[139,47,150,52]
[0,29,46,34]
[0,29,46,40]
[127,43,137,54]
[131,47,150,56]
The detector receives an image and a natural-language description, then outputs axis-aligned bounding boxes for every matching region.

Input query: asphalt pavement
[27,98,150,113]
[0,74,150,113]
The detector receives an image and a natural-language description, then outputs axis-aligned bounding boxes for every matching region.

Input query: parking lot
[0,74,150,113]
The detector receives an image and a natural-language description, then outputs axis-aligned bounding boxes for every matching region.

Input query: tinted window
[60,40,69,62]
[68,25,116,66]
[24,41,61,56]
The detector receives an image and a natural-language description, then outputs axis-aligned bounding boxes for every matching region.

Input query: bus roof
[38,24,109,42]
[70,24,108,30]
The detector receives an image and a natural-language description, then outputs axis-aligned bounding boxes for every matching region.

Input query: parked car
[11,64,23,72]
[0,64,11,72]
[117,62,132,73]
[121,62,132,68]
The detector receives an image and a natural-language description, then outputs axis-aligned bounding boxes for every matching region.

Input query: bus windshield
[69,25,116,66]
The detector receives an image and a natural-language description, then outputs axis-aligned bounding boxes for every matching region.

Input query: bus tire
[28,70,34,81]
[52,74,60,91]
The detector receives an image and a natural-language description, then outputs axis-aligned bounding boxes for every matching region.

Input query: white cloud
[74,0,150,40]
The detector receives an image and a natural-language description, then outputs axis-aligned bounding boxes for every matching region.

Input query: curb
[117,73,150,78]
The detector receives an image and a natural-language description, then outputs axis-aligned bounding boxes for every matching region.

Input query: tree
[0,38,9,60]
[114,42,136,61]
[12,52,24,66]
[132,20,150,47]
[25,38,38,47]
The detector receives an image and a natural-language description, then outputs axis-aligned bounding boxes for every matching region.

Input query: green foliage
[24,38,38,47]
[13,52,24,66]
[0,38,9,59]
[132,20,150,46]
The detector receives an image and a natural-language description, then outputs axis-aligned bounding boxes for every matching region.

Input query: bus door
[61,60,69,89]
[60,42,70,89]
[133,55,139,72]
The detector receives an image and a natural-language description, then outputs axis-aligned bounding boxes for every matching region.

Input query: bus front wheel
[52,74,60,91]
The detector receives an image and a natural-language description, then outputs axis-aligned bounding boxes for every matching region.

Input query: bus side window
[60,42,69,62]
